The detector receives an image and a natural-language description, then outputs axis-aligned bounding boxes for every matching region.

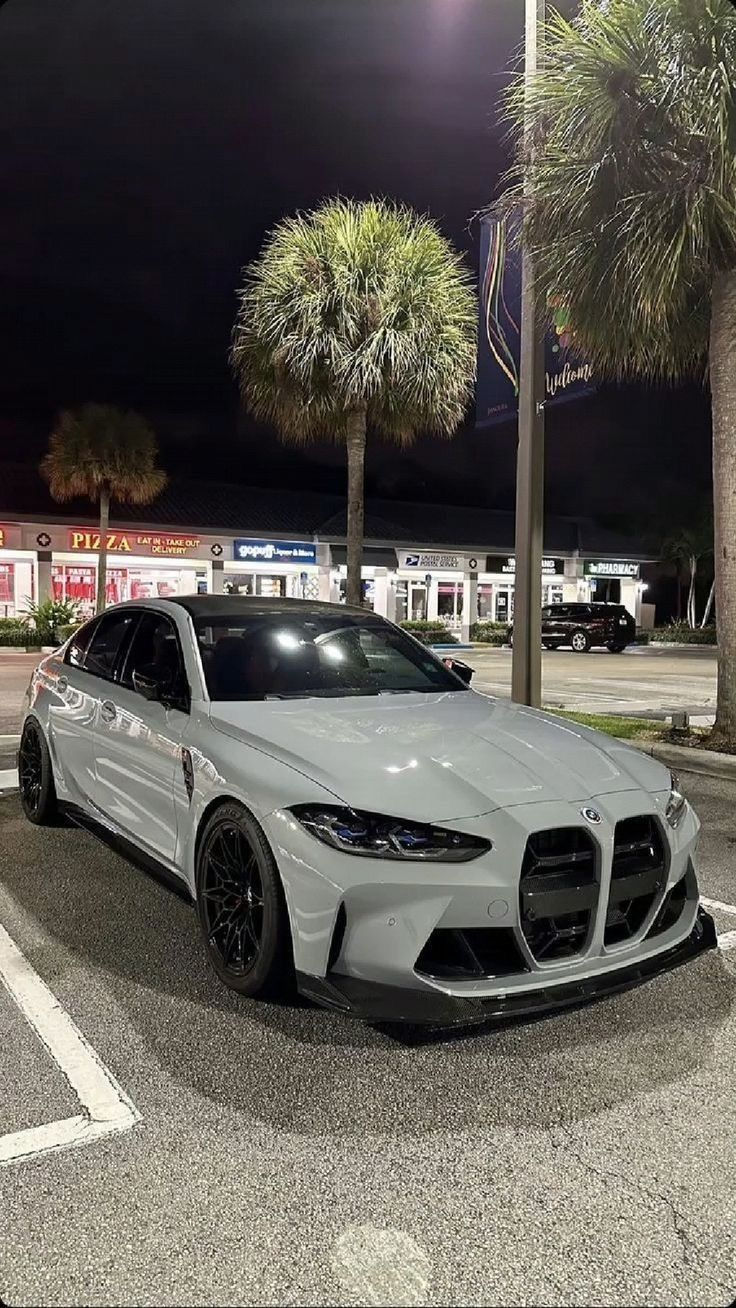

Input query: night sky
[0,0,712,524]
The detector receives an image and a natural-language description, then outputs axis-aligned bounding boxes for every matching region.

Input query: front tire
[570,629,591,653]
[18,719,58,825]
[195,801,292,998]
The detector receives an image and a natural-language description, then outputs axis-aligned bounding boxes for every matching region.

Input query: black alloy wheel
[18,719,58,825]
[195,801,292,997]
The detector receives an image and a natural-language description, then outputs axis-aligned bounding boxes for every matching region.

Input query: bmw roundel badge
[581,806,602,824]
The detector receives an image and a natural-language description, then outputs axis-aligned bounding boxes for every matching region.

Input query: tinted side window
[84,609,137,680]
[121,612,186,689]
[65,618,99,669]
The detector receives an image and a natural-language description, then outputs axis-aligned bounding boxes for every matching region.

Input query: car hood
[209,691,670,823]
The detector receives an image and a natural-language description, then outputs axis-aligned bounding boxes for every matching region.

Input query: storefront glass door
[494,586,514,623]
[437,581,461,630]
[0,562,15,616]
[410,582,428,621]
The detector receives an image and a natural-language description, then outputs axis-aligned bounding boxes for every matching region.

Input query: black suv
[508,602,636,653]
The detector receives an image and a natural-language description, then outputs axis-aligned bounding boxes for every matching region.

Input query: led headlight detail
[291,804,491,862]
[665,771,686,828]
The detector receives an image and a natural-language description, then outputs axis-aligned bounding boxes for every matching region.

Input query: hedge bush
[58,622,83,643]
[650,622,717,645]
[0,618,33,647]
[400,620,458,645]
[470,621,508,645]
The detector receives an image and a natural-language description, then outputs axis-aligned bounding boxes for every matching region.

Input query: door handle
[57,676,68,693]
[100,700,116,724]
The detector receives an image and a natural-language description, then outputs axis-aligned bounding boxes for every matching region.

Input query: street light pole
[511,0,546,708]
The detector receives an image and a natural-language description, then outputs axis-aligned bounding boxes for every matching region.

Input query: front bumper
[296,907,718,1026]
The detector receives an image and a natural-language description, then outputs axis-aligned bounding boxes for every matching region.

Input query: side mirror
[443,657,474,684]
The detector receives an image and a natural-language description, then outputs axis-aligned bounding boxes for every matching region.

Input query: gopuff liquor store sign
[69,530,203,557]
[233,539,317,565]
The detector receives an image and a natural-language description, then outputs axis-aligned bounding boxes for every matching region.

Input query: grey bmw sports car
[19,596,716,1024]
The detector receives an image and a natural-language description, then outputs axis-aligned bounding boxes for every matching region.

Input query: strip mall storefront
[0,523,328,618]
[0,523,36,618]
[223,538,327,602]
[329,548,646,638]
[0,518,647,635]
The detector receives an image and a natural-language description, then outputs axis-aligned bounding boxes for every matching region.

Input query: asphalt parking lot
[1,772,735,1308]
[463,644,718,720]
[0,645,720,742]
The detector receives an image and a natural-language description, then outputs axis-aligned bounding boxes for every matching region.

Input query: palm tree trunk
[687,555,697,628]
[675,561,682,622]
[708,268,736,749]
[96,486,110,615]
[345,408,367,608]
[701,577,715,628]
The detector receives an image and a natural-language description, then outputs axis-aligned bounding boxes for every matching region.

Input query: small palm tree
[41,404,167,613]
[231,198,476,605]
[661,519,713,629]
[501,0,736,747]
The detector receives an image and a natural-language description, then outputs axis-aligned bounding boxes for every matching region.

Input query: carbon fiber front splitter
[296,906,718,1027]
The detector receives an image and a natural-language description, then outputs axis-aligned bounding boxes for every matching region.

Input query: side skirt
[59,802,194,905]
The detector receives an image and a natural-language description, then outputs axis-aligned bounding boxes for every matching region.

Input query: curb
[619,737,736,781]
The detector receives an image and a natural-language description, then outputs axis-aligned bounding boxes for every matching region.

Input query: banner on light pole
[476,212,595,428]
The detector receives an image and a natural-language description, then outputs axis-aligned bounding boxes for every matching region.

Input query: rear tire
[570,629,591,653]
[607,642,626,654]
[195,801,293,999]
[18,719,59,825]
[542,640,560,650]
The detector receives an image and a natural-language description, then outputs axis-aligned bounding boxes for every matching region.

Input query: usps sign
[233,539,317,565]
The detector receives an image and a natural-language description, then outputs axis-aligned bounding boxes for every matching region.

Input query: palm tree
[231,198,476,606]
[661,523,713,628]
[501,0,736,748]
[41,404,167,613]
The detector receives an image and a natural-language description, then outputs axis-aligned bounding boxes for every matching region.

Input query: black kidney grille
[647,861,695,939]
[605,816,666,945]
[520,827,598,962]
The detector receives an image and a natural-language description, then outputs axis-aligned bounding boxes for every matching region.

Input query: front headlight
[290,804,491,862]
[665,770,686,828]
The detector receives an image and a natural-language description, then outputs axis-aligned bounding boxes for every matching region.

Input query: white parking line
[701,896,736,917]
[0,768,18,793]
[701,897,736,953]
[0,919,141,1166]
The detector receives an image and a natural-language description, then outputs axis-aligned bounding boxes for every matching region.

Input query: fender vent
[327,903,347,971]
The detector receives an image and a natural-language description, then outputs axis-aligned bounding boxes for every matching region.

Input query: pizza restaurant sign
[69,530,202,558]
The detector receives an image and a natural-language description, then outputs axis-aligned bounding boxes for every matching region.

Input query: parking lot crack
[552,1126,698,1268]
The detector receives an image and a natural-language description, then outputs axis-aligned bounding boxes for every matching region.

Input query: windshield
[195,612,467,701]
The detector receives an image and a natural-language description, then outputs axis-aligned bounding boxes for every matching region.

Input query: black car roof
[166,595,369,620]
